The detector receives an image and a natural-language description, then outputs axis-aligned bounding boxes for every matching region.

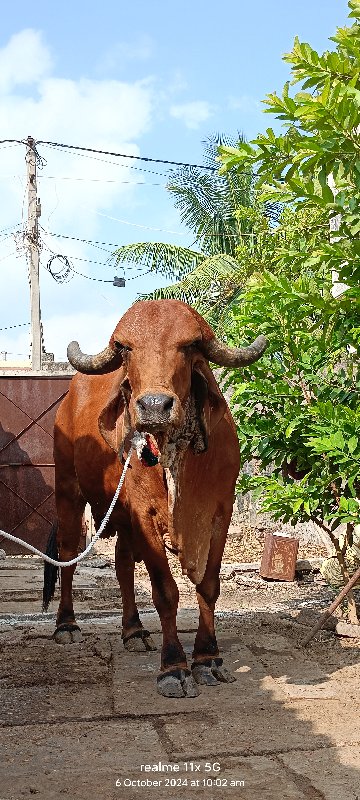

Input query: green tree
[112,136,274,329]
[219,1,360,617]
[219,0,360,306]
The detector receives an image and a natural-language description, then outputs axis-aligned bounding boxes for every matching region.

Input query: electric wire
[0,139,25,148]
[38,175,166,186]
[0,322,30,331]
[40,228,146,268]
[37,140,256,179]
[86,209,188,235]
[37,139,221,172]
[0,231,18,242]
[37,144,173,178]
[41,227,117,251]
[0,251,21,262]
[40,239,152,284]
[0,223,21,236]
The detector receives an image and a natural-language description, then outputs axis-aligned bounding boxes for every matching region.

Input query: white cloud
[0,30,52,93]
[170,100,214,129]
[228,94,261,113]
[0,29,156,360]
[0,32,155,233]
[98,34,154,73]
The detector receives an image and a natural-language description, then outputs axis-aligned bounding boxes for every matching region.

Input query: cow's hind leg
[115,531,156,652]
[54,479,86,644]
[192,523,236,686]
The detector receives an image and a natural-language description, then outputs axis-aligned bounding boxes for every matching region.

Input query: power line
[37,144,173,178]
[0,232,17,242]
[0,250,21,262]
[1,136,256,183]
[38,175,166,186]
[40,228,145,266]
[59,253,113,267]
[86,208,188,235]
[37,139,220,172]
[0,321,30,331]
[42,223,313,248]
[0,174,166,186]
[40,239,151,284]
[0,223,21,236]
[0,139,25,147]
[41,228,118,250]
[47,258,151,284]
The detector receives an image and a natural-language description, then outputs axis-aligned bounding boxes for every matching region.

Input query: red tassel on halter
[142,434,160,466]
[133,432,160,466]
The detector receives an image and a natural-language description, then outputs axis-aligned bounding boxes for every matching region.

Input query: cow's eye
[182,339,201,351]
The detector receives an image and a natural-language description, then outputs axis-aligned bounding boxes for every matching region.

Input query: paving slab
[0,635,110,687]
[279,745,360,800]
[164,669,360,760]
[0,719,167,800]
[1,683,112,726]
[281,699,360,748]
[242,631,356,701]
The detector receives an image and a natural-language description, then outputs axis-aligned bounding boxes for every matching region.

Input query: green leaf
[321,183,334,203]
[348,436,358,454]
[292,499,304,513]
[285,420,298,438]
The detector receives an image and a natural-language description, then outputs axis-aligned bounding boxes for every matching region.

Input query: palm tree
[112,135,272,330]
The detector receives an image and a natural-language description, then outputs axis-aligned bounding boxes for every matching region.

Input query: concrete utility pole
[26,136,42,371]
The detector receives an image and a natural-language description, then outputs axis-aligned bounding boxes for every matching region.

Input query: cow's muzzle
[135,392,176,431]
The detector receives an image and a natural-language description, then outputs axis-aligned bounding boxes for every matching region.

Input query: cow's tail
[42,520,60,611]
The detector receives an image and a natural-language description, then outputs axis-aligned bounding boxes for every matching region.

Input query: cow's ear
[191,361,227,453]
[98,378,131,453]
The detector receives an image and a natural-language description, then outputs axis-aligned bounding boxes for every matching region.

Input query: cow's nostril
[163,397,174,412]
[137,393,174,415]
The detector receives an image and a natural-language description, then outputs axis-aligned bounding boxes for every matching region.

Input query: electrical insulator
[113,276,125,287]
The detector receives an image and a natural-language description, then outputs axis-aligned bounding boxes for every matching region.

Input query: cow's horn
[201,334,268,367]
[67,341,122,374]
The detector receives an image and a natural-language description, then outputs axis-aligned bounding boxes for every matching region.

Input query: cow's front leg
[139,539,199,698]
[54,483,85,644]
[192,532,236,686]
[115,531,156,652]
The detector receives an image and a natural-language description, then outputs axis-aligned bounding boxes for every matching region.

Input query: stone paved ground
[0,555,359,800]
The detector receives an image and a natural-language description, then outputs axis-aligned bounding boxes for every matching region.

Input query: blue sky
[0,0,349,361]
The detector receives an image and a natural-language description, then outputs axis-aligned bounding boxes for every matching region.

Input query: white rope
[0,444,135,568]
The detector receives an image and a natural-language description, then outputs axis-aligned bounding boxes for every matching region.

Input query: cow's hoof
[123,629,157,652]
[157,668,200,698]
[54,623,83,644]
[191,658,236,685]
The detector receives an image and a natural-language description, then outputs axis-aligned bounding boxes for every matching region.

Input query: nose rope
[0,431,161,568]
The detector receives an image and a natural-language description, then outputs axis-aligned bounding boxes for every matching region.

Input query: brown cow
[46,299,266,697]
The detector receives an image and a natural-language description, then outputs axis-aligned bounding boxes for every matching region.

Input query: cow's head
[67,300,267,455]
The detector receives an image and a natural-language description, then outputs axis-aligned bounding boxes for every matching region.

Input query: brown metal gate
[0,376,71,554]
